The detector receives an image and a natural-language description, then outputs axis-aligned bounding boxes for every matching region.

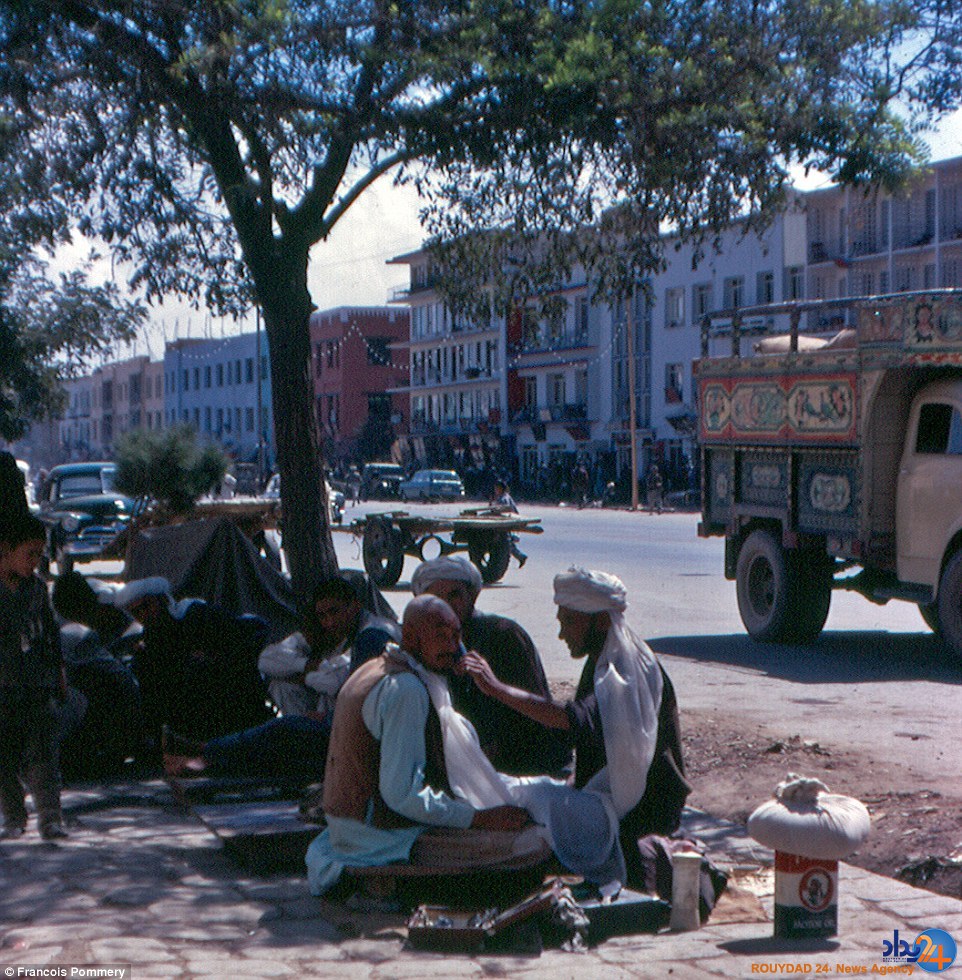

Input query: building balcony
[512,402,589,424]
[515,330,590,355]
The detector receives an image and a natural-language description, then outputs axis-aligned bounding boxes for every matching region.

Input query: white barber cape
[402,622,663,892]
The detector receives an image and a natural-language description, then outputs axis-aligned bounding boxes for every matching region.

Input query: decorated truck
[695,290,962,659]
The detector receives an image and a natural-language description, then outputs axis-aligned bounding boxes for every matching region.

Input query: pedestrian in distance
[489,479,527,568]
[646,464,664,514]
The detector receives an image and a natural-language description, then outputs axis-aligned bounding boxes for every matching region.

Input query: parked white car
[398,469,466,501]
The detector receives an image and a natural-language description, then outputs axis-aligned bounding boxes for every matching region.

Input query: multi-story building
[58,373,96,460]
[163,331,274,469]
[309,306,408,465]
[388,205,808,493]
[387,250,510,483]
[805,155,962,316]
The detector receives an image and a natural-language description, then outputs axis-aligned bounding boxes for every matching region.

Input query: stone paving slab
[0,782,958,979]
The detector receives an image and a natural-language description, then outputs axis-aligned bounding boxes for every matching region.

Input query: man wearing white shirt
[163,577,397,783]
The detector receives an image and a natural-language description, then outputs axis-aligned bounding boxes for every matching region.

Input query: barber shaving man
[406,557,570,777]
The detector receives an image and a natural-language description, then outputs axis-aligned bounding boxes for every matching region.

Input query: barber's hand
[470,805,530,832]
[459,651,501,696]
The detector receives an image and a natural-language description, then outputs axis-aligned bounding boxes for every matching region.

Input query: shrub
[114,425,228,514]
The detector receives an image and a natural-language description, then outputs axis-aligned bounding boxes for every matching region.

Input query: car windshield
[56,468,117,498]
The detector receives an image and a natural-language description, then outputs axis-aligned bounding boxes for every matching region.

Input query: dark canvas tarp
[123,517,397,643]
[124,517,299,642]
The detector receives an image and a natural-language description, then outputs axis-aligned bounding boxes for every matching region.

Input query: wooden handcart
[346,509,543,587]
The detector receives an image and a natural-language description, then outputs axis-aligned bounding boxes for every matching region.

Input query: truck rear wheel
[735,530,831,644]
[918,602,941,635]
[936,551,962,659]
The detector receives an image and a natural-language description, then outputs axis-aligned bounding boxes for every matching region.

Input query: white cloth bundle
[747,773,871,860]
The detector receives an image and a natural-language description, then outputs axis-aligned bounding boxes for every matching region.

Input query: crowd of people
[1,444,690,897]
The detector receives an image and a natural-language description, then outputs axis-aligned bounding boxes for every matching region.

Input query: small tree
[114,425,227,515]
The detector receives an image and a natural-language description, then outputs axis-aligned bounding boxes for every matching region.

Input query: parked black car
[40,462,136,573]
[360,462,404,500]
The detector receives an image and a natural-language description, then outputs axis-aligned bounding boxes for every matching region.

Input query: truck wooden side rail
[695,289,962,659]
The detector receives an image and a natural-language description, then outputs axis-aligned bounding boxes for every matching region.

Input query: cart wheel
[468,533,511,584]
[363,519,405,588]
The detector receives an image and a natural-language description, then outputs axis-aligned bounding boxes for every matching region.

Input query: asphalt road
[333,501,962,794]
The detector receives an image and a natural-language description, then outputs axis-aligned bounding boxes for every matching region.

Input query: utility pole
[625,292,640,511]
[255,306,265,484]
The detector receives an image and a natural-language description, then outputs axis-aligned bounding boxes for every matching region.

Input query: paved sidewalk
[0,781,959,979]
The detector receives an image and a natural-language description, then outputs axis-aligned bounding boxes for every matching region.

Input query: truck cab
[896,380,962,593]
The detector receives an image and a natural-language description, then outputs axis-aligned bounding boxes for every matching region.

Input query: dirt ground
[680,707,962,901]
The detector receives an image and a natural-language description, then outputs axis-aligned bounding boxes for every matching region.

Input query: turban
[111,577,174,612]
[411,556,483,596]
[553,566,628,614]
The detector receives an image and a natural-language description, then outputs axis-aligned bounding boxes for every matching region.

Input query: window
[916,403,962,455]
[182,369,189,392]
[692,283,712,324]
[665,363,684,404]
[205,407,212,432]
[756,271,775,305]
[193,367,200,390]
[665,287,685,328]
[548,373,566,406]
[204,366,212,388]
[524,376,537,408]
[574,295,589,342]
[366,337,391,366]
[245,358,254,384]
[216,364,224,387]
[227,361,233,385]
[245,407,254,432]
[723,277,744,309]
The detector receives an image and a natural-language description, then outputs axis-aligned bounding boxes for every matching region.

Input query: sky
[103,106,962,361]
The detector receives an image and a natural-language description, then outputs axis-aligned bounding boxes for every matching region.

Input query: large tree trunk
[257,249,338,601]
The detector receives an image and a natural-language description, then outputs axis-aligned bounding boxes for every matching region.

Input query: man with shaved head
[306,594,539,896]
[406,556,569,777]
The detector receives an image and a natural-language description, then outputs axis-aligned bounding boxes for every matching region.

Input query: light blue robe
[306,671,474,895]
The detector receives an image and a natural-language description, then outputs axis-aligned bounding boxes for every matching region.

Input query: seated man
[51,572,143,776]
[461,566,690,889]
[306,595,537,897]
[113,577,273,746]
[259,575,398,717]
[405,557,570,777]
[163,575,398,783]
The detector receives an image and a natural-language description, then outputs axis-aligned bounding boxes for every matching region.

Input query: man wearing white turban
[405,557,569,776]
[462,566,689,888]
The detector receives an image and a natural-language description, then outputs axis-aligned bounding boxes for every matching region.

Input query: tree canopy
[1,0,960,594]
[0,113,144,441]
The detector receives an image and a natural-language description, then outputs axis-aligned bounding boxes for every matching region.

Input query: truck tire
[735,530,831,644]
[792,552,833,643]
[918,602,941,635]
[362,519,405,588]
[936,551,962,659]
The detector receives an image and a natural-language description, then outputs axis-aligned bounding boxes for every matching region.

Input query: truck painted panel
[700,373,857,444]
